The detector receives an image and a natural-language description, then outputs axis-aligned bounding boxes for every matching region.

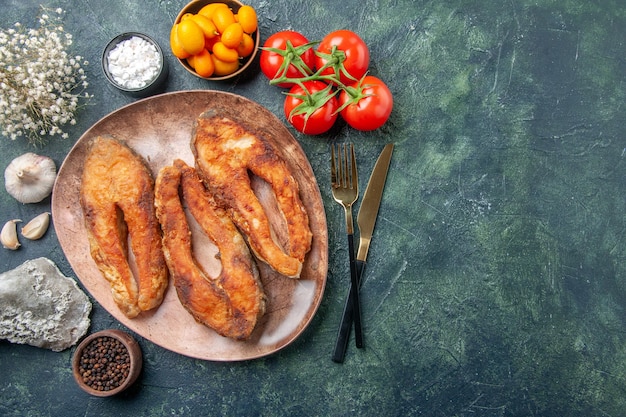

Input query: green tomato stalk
[334,74,376,114]
[262,39,377,129]
[263,42,353,90]
[285,82,337,128]
[260,40,318,82]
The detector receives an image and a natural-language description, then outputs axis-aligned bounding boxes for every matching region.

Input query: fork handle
[347,233,364,349]
[331,260,365,363]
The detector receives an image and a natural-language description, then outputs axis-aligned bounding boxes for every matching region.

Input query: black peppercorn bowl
[102,32,169,98]
[72,329,143,397]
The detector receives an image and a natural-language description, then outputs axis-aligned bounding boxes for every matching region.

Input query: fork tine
[334,143,342,187]
[331,144,338,186]
[350,143,357,190]
[345,144,351,188]
[331,143,357,190]
[340,144,346,187]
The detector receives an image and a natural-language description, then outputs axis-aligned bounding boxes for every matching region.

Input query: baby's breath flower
[0,6,92,145]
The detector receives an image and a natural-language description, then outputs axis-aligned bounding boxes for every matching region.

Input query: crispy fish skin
[155,163,258,339]
[192,114,312,278]
[177,160,266,330]
[79,136,168,318]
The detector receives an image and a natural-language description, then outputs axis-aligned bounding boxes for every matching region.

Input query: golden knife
[332,143,394,363]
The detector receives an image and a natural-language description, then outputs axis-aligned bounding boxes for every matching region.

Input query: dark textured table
[2,0,625,415]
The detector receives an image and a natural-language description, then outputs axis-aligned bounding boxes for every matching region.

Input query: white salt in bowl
[102,32,169,98]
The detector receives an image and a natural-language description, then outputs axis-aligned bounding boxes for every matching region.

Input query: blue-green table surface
[1,0,625,416]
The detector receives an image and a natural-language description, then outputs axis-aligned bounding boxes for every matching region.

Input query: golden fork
[331,143,363,348]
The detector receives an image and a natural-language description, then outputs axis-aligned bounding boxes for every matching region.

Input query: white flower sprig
[0,7,91,144]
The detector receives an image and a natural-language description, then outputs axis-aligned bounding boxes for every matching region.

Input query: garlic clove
[4,153,57,204]
[21,212,51,240]
[1,219,22,250]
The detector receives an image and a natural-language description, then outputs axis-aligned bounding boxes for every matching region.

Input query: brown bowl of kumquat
[171,0,259,80]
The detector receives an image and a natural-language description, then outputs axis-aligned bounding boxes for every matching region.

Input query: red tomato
[284,81,339,135]
[315,30,370,85]
[260,31,316,88]
[338,76,393,131]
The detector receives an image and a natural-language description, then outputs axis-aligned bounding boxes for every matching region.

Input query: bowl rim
[72,329,143,397]
[174,0,259,81]
[102,32,167,92]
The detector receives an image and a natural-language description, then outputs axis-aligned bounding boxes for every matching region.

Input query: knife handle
[332,259,365,363]
[347,233,363,349]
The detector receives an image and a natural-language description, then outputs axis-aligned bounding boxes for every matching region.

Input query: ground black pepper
[78,336,131,391]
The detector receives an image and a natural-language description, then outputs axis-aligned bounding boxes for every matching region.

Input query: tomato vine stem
[263,36,380,131]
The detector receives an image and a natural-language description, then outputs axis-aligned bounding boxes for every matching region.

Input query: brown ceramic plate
[52,90,328,361]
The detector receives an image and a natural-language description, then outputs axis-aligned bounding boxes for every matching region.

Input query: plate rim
[51,90,328,361]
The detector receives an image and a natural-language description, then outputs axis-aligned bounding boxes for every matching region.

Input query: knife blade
[332,143,394,363]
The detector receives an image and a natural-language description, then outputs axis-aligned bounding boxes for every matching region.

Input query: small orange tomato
[212,54,240,76]
[221,22,244,49]
[211,7,236,33]
[237,5,257,34]
[177,19,205,55]
[204,36,219,51]
[170,24,190,59]
[193,49,215,77]
[191,14,218,39]
[186,54,196,69]
[212,41,239,62]
[198,3,229,19]
[236,33,255,57]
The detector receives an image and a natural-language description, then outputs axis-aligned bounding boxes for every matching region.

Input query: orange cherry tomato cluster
[170,3,257,78]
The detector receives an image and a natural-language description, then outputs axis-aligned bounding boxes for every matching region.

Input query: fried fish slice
[177,159,266,332]
[192,113,313,278]
[155,163,258,339]
[79,136,168,318]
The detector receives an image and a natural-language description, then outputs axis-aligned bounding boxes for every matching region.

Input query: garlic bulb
[1,219,22,250]
[21,212,51,240]
[4,153,57,204]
